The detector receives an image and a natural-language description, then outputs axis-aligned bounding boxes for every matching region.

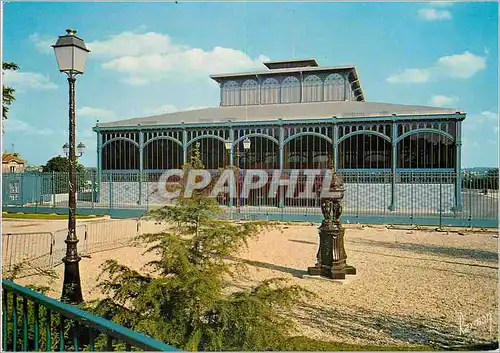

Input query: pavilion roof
[96,101,465,128]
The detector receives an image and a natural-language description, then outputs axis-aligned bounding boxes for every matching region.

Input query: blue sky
[2,1,498,168]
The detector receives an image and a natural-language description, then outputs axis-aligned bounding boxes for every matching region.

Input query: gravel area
[11,220,498,348]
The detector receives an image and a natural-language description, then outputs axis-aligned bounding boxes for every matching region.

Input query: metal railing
[2,232,55,275]
[2,219,139,277]
[2,279,179,351]
[2,170,498,227]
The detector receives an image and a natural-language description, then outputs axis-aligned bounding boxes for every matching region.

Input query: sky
[1,1,498,168]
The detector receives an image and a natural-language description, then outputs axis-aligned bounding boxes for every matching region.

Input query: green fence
[2,279,179,351]
[2,170,498,227]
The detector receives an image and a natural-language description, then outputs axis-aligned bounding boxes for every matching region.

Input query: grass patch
[281,336,438,351]
[2,212,101,220]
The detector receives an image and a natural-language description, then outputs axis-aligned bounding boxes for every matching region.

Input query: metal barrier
[2,279,179,351]
[2,219,140,275]
[3,170,498,227]
[2,232,55,276]
[81,219,138,255]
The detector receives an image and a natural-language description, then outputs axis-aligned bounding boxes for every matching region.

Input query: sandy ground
[4,219,499,348]
[1,217,111,234]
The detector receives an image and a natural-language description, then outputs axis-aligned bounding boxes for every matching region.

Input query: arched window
[241,79,259,105]
[303,75,322,102]
[261,78,280,104]
[102,140,140,170]
[187,138,227,170]
[222,80,240,106]
[324,73,345,101]
[284,135,333,169]
[281,76,300,103]
[397,132,455,169]
[338,133,391,169]
[143,139,182,170]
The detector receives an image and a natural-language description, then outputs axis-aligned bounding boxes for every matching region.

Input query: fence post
[4,233,10,271]
[108,173,112,214]
[52,171,56,208]
[389,120,397,211]
[49,233,55,268]
[278,124,284,209]
[138,131,144,206]
[91,171,95,209]
[468,176,473,227]
[454,120,463,212]
[439,175,443,228]
[410,172,414,223]
[356,171,360,218]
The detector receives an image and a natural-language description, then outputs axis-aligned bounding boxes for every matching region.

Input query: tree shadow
[294,302,496,349]
[289,239,317,245]
[350,239,498,263]
[226,256,309,278]
[351,249,498,275]
[399,261,497,280]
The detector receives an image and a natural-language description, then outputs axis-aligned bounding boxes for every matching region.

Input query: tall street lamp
[232,138,251,210]
[63,142,86,158]
[53,29,90,304]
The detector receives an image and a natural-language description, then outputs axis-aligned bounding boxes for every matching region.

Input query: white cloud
[29,33,56,54]
[86,30,187,58]
[77,107,118,122]
[85,29,269,85]
[3,119,55,135]
[386,52,486,84]
[418,8,452,21]
[30,28,270,85]
[429,95,459,107]
[436,52,486,78]
[463,111,498,132]
[386,68,430,83]
[102,46,269,85]
[480,110,498,123]
[3,71,57,90]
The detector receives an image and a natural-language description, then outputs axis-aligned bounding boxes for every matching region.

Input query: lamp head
[52,28,90,75]
[62,143,70,156]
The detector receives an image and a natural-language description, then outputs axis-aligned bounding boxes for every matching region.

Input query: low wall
[98,182,456,213]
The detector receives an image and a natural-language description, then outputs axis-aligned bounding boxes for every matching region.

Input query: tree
[2,62,19,123]
[42,155,86,173]
[42,156,87,193]
[87,145,311,351]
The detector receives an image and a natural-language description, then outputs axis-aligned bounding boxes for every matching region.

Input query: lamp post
[224,140,232,167]
[307,165,356,280]
[53,29,90,304]
[223,141,232,207]
[232,138,251,210]
[63,142,86,158]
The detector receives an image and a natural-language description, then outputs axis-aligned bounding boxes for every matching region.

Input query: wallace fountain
[307,167,356,280]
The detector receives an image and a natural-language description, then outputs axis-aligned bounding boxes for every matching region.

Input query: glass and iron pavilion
[93,58,465,211]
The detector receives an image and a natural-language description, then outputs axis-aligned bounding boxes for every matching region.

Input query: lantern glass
[224,141,232,151]
[53,30,90,74]
[243,138,251,151]
[77,142,86,156]
[62,143,70,156]
[54,45,89,74]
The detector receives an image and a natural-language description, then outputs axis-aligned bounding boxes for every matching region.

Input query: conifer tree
[89,144,309,351]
